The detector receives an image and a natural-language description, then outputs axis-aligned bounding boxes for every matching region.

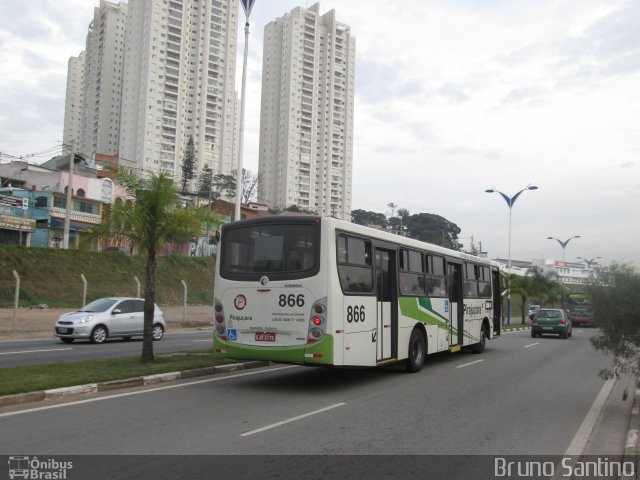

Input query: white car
[528,304,541,319]
[54,297,165,344]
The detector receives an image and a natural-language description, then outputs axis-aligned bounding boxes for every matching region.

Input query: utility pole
[63,141,74,250]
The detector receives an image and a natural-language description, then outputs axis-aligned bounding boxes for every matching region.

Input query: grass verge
[0,350,231,396]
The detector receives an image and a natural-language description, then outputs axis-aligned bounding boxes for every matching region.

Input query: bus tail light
[214,299,226,338]
[307,298,327,344]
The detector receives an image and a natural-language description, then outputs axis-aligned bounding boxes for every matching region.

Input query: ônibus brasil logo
[8,456,73,479]
[234,294,247,310]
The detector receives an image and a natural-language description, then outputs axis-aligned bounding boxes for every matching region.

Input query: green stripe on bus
[399,297,455,333]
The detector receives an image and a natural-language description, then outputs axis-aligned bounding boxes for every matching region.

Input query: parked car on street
[531,308,572,339]
[54,297,165,344]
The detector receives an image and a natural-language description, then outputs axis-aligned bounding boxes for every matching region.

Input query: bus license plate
[255,332,276,342]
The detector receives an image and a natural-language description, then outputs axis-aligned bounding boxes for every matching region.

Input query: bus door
[448,262,463,348]
[375,248,397,361]
[492,269,502,336]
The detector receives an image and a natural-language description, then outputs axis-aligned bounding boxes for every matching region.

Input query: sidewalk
[0,305,213,340]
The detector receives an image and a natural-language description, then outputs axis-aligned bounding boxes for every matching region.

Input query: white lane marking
[0,365,298,418]
[456,359,484,369]
[524,343,539,348]
[0,348,73,356]
[240,403,346,437]
[564,375,616,456]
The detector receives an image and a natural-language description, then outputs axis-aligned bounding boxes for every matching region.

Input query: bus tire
[471,324,487,354]
[405,328,426,373]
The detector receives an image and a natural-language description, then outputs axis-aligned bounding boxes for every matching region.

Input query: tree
[212,173,236,200]
[240,169,261,205]
[404,213,462,249]
[510,271,566,323]
[197,163,213,200]
[180,135,197,193]
[588,263,640,377]
[351,209,387,229]
[89,171,203,363]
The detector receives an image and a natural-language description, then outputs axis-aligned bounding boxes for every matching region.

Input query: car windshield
[537,310,562,319]
[80,298,118,312]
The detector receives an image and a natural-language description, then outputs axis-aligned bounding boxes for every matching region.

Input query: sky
[0,0,639,266]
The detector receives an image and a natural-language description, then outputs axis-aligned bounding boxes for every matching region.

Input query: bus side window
[425,255,447,297]
[478,266,492,298]
[463,262,480,298]
[399,249,425,295]
[337,235,374,293]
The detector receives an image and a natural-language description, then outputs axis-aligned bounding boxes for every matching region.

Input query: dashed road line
[240,403,347,437]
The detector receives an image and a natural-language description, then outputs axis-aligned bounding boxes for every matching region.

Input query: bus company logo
[8,456,73,479]
[234,294,247,310]
[260,275,269,286]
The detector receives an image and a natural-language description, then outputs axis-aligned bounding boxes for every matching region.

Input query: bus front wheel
[471,325,487,354]
[405,329,426,373]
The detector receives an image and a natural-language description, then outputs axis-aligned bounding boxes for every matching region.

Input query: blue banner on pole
[241,0,256,18]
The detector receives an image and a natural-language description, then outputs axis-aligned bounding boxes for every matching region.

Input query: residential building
[118,0,239,186]
[0,161,121,249]
[258,3,355,220]
[80,1,128,162]
[62,52,85,152]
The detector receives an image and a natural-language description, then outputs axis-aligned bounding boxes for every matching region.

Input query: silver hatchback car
[54,297,166,344]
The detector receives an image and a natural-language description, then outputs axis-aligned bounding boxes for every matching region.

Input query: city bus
[213,216,502,372]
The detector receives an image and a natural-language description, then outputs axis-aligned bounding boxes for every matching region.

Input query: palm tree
[90,171,204,363]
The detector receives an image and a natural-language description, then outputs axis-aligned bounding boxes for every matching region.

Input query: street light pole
[547,235,581,262]
[485,184,538,325]
[578,256,601,268]
[234,0,256,222]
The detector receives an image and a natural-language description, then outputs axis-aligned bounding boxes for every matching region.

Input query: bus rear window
[220,223,320,280]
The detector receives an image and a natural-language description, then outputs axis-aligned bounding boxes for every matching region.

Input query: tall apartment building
[62,52,85,152]
[118,0,239,183]
[80,1,128,161]
[258,3,355,219]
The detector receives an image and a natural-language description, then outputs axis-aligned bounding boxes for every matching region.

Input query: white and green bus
[213,216,502,372]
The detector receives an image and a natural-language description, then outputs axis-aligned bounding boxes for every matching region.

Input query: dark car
[531,308,572,339]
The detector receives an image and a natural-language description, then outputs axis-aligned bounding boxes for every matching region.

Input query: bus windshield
[220,222,320,280]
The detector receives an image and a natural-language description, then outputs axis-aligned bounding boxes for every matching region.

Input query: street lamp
[485,184,538,325]
[547,235,580,262]
[578,256,601,268]
[233,0,256,222]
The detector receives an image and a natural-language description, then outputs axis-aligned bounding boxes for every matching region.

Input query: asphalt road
[0,328,626,479]
[0,330,213,367]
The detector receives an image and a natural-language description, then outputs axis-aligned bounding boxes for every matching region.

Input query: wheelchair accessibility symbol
[444,300,449,313]
[227,329,237,342]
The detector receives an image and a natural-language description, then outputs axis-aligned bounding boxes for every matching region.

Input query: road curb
[0,361,270,408]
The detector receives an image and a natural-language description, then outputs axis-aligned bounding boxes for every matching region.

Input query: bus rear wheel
[405,329,426,373]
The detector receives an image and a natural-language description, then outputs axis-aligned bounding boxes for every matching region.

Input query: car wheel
[562,329,569,339]
[60,338,74,344]
[405,328,426,373]
[152,323,165,341]
[471,326,487,354]
[90,325,108,344]
[531,331,537,338]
